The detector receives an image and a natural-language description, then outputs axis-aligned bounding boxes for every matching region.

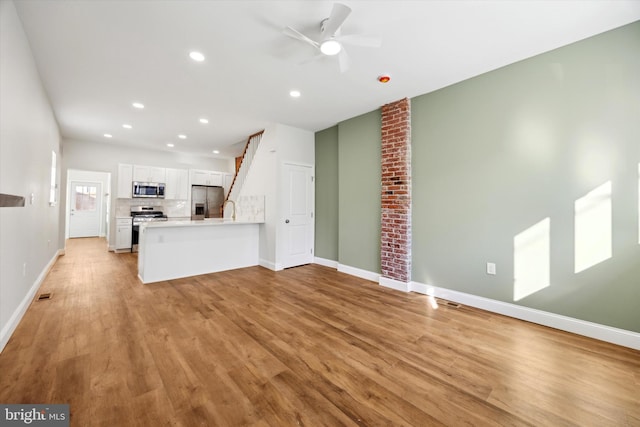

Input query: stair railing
[226,130,263,204]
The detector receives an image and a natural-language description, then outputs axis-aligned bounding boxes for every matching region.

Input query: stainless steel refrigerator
[191,185,225,220]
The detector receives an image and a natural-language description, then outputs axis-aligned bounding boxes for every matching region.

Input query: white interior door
[281,163,314,269]
[69,181,102,238]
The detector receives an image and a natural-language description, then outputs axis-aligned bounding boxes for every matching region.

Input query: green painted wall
[314,22,639,332]
[338,110,382,273]
[315,126,339,261]
[412,22,640,332]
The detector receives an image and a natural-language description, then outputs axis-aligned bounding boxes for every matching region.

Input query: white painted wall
[0,0,62,351]
[239,123,314,269]
[61,138,234,249]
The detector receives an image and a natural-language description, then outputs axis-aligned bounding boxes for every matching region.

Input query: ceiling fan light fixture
[320,39,341,56]
[189,51,205,62]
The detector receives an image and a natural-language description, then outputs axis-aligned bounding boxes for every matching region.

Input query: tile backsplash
[228,195,265,222]
[115,195,265,222]
[115,199,190,218]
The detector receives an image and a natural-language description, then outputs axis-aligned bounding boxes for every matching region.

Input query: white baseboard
[379,276,410,292]
[410,281,640,350]
[337,263,379,282]
[0,249,63,353]
[259,258,280,271]
[313,257,338,268]
[316,262,640,350]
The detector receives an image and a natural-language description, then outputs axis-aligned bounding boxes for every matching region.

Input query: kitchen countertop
[142,218,263,228]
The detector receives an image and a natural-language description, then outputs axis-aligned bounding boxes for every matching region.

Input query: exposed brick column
[380,98,411,289]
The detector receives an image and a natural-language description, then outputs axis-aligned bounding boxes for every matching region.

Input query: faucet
[223,199,236,221]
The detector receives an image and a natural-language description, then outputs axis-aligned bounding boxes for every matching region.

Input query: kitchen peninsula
[137,219,263,284]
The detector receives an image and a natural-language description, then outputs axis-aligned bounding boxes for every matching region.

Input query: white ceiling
[13,0,640,159]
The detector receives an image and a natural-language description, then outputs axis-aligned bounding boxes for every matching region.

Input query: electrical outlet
[23,262,27,277]
[486,262,496,275]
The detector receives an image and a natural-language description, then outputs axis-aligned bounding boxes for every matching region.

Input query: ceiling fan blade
[283,26,320,48]
[322,3,352,40]
[338,48,350,73]
[336,34,382,48]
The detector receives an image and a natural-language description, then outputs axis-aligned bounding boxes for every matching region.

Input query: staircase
[226,130,263,204]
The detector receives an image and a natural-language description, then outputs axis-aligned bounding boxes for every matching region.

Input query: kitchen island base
[138,220,260,284]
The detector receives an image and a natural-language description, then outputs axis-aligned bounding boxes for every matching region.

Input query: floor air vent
[445,301,461,308]
[37,293,52,301]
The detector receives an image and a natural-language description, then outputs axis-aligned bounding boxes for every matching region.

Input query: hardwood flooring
[0,237,638,426]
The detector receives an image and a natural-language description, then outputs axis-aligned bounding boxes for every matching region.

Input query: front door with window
[69,181,101,238]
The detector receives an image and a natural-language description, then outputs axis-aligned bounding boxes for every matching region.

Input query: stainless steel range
[130,206,167,252]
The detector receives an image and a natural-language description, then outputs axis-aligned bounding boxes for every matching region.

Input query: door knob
[285,219,290,223]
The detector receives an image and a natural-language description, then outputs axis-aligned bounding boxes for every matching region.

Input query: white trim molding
[314,257,338,269]
[379,276,410,292]
[259,258,280,271]
[0,249,63,353]
[410,281,640,350]
[303,260,640,350]
[337,263,379,282]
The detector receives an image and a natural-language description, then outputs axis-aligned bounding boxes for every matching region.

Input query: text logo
[1,405,69,426]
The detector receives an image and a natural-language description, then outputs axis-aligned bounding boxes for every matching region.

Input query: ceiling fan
[283,3,381,73]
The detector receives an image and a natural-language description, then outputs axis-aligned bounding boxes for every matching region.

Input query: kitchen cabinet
[223,172,234,197]
[190,169,223,186]
[115,217,132,250]
[165,168,189,200]
[133,165,166,183]
[117,164,133,198]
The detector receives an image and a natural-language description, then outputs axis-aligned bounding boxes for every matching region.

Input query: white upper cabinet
[117,163,133,198]
[190,169,223,187]
[165,168,189,200]
[133,165,166,183]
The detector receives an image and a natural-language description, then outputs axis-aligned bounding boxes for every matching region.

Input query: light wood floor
[0,238,638,426]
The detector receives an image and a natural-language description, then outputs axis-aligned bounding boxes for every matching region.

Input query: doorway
[280,163,314,269]
[65,169,111,242]
[69,181,102,238]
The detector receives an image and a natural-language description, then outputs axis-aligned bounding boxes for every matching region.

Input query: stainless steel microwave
[132,182,165,198]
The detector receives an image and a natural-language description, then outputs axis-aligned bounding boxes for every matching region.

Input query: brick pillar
[380,98,411,290]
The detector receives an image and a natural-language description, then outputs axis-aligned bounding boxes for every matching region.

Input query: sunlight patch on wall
[514,218,550,302]
[574,181,612,274]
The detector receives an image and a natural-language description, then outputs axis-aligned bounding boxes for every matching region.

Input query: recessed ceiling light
[290,90,301,98]
[103,133,112,138]
[320,40,341,56]
[178,134,187,139]
[212,150,220,154]
[132,102,144,109]
[189,51,205,62]
[122,124,132,129]
[167,143,175,147]
[199,118,209,124]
